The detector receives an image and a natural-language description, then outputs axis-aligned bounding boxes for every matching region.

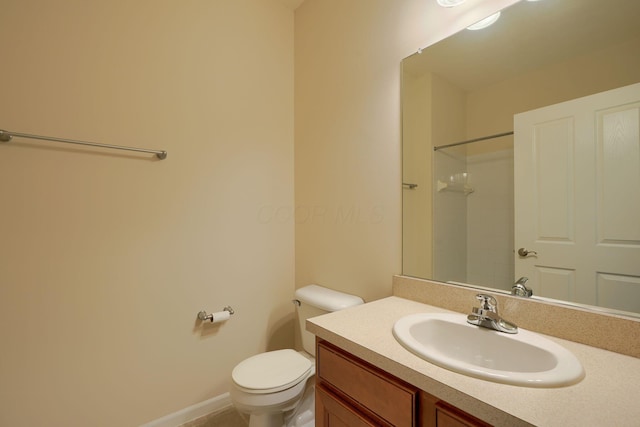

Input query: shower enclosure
[432,135,514,291]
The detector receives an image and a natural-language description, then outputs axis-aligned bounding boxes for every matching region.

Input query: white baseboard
[140,392,233,427]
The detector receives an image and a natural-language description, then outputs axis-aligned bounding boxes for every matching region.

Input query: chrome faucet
[467,294,518,334]
[511,277,533,297]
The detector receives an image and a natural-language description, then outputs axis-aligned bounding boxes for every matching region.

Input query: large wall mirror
[402,0,640,317]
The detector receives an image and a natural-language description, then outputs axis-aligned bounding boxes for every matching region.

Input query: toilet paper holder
[198,306,235,323]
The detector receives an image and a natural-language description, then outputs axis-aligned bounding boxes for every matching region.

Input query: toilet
[230,284,364,427]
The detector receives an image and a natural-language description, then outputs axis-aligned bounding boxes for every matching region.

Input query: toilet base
[238,378,316,427]
[285,382,315,427]
[248,412,285,427]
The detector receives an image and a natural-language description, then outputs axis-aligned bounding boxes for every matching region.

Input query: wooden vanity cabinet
[316,339,417,426]
[316,339,492,427]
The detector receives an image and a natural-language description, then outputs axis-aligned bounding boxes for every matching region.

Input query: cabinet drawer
[317,340,417,427]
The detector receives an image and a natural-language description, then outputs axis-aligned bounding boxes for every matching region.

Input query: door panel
[597,103,640,244]
[534,267,575,301]
[597,274,640,314]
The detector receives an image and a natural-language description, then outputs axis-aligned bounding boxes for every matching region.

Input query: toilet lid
[232,349,312,393]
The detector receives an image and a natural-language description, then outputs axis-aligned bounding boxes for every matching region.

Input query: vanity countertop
[307,296,640,427]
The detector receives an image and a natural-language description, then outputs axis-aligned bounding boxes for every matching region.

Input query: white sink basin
[393,312,584,387]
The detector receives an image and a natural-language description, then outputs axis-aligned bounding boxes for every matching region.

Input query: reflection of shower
[432,132,515,291]
[436,172,474,195]
[433,131,513,151]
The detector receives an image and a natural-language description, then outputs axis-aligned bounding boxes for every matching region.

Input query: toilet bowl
[230,349,315,427]
[230,285,364,427]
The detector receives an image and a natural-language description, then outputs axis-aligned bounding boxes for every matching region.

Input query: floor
[179,407,248,427]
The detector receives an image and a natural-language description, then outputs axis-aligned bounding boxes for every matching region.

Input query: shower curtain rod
[0,129,167,160]
[433,131,514,151]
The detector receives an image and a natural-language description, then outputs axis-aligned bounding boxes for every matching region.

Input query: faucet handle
[475,294,498,312]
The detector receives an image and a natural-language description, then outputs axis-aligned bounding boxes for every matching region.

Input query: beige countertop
[307,296,640,427]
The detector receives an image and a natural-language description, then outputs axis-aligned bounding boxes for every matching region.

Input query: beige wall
[294,0,518,302]
[0,0,523,425]
[0,1,294,426]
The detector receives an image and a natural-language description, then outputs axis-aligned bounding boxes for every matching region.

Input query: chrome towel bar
[0,129,167,160]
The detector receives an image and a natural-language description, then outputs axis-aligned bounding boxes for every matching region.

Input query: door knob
[518,248,538,257]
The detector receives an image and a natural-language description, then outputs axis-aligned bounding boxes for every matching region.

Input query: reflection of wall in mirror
[431,74,467,283]
[402,72,433,279]
[403,70,469,281]
[466,35,640,143]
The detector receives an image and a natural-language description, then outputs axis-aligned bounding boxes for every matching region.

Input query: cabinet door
[316,384,380,427]
[420,392,492,427]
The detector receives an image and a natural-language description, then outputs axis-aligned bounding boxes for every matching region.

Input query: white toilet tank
[294,284,364,356]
